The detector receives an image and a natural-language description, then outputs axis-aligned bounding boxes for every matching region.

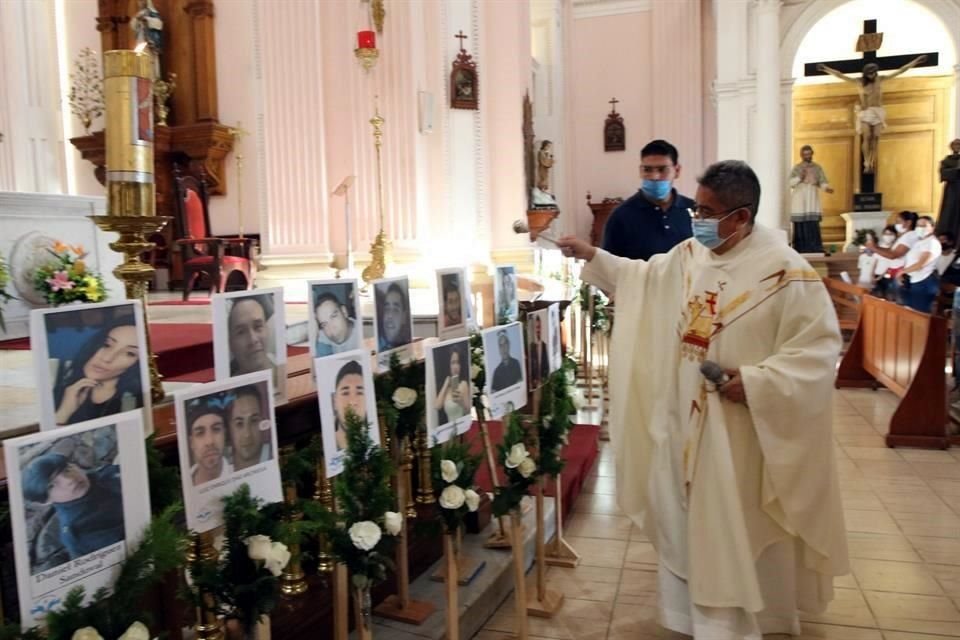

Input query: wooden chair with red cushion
[173,164,255,300]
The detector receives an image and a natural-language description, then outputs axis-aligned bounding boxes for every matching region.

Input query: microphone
[513,219,559,246]
[699,360,730,386]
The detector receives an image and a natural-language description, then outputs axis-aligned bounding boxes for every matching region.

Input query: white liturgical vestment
[582,226,849,637]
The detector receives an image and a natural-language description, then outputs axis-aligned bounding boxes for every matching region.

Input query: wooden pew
[836,294,949,449]
[823,277,868,333]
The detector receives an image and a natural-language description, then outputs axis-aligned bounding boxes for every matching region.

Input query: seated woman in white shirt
[896,216,942,312]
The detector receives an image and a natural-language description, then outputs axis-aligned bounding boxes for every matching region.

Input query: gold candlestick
[153,71,176,126]
[280,481,308,597]
[91,49,169,403]
[313,455,334,575]
[187,532,224,640]
[361,105,389,284]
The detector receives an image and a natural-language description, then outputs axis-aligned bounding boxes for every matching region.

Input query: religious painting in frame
[212,288,288,404]
[315,350,381,477]
[526,308,550,391]
[436,267,469,341]
[425,337,473,445]
[493,265,519,325]
[604,99,625,152]
[373,276,414,370]
[481,322,527,418]
[4,412,151,629]
[175,370,282,534]
[450,31,478,110]
[30,300,151,432]
[308,279,363,358]
[548,302,562,373]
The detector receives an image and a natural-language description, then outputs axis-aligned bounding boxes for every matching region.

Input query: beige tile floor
[474,388,960,639]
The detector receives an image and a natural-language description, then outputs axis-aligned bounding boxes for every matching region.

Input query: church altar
[841,211,892,249]
[0,192,123,339]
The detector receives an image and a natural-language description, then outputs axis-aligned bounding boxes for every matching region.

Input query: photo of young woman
[425,337,473,444]
[31,301,150,431]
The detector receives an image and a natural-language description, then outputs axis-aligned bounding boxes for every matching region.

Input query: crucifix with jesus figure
[805,19,938,209]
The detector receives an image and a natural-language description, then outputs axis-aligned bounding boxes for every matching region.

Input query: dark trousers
[899,274,939,313]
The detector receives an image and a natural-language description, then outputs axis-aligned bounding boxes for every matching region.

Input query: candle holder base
[485,528,515,549]
[373,595,435,625]
[526,586,564,618]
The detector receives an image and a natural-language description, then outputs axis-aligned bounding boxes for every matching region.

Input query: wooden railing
[836,294,949,449]
[823,277,869,332]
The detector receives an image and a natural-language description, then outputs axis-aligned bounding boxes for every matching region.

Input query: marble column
[712,0,750,162]
[752,0,784,230]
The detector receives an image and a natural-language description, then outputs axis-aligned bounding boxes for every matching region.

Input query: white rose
[349,521,383,551]
[560,432,570,446]
[464,488,480,512]
[264,541,291,577]
[393,387,418,409]
[71,629,104,640]
[118,622,150,640]
[384,511,403,536]
[470,364,482,380]
[440,459,459,483]
[505,443,528,468]
[571,387,586,410]
[518,456,537,478]
[439,484,466,510]
[543,416,553,429]
[245,534,273,561]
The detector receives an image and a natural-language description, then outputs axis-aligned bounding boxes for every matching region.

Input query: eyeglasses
[687,203,752,221]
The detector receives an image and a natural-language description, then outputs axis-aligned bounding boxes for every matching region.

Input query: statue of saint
[935,138,960,239]
[817,55,927,174]
[536,140,554,193]
[132,0,164,78]
[788,145,833,254]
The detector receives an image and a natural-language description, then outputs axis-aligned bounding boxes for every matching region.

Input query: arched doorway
[782,0,958,244]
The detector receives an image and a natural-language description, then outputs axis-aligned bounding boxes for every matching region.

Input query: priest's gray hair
[697,160,761,222]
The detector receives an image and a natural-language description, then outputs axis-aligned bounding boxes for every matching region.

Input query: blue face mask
[691,209,739,250]
[641,179,672,201]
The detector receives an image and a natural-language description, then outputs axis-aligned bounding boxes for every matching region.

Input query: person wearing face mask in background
[601,139,693,261]
[865,212,920,302]
[896,216,941,312]
[935,232,960,284]
[556,160,848,640]
[868,225,904,299]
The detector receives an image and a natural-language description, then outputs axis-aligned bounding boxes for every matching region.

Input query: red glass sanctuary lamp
[355,29,379,71]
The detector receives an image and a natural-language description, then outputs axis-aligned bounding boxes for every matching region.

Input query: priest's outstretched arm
[556,236,636,295]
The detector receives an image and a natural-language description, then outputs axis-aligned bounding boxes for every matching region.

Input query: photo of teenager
[175,371,283,533]
[373,277,413,354]
[212,288,287,403]
[309,279,363,357]
[4,413,150,627]
[31,301,150,430]
[315,350,380,477]
[425,337,472,445]
[436,269,469,340]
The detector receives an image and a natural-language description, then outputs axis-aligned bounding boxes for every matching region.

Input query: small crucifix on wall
[604,97,625,152]
[450,30,478,110]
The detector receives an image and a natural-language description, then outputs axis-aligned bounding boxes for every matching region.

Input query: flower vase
[353,585,374,640]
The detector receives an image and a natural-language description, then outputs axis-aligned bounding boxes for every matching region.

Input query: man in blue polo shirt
[602,139,694,260]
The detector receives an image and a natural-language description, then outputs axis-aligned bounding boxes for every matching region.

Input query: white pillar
[752,0,783,230]
[713,0,749,161]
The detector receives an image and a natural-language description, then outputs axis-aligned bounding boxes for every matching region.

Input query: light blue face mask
[691,208,740,250]
[641,179,672,201]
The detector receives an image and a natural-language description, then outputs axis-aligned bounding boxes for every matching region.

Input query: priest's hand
[719,369,748,406]
[556,236,597,262]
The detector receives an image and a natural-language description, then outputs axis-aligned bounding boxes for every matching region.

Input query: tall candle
[103,50,155,216]
[358,30,376,49]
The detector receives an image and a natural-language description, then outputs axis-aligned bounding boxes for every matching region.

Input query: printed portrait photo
[481,322,527,418]
[436,268,468,340]
[373,277,413,354]
[30,300,151,431]
[494,265,519,325]
[309,279,363,358]
[426,337,473,445]
[212,288,288,403]
[175,371,283,533]
[526,309,550,391]
[548,303,562,373]
[4,413,150,628]
[315,350,381,477]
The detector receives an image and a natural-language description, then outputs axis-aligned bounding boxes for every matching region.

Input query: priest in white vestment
[557,160,849,640]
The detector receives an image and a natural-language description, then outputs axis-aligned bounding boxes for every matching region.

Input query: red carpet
[1,323,308,384]
[463,420,600,523]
